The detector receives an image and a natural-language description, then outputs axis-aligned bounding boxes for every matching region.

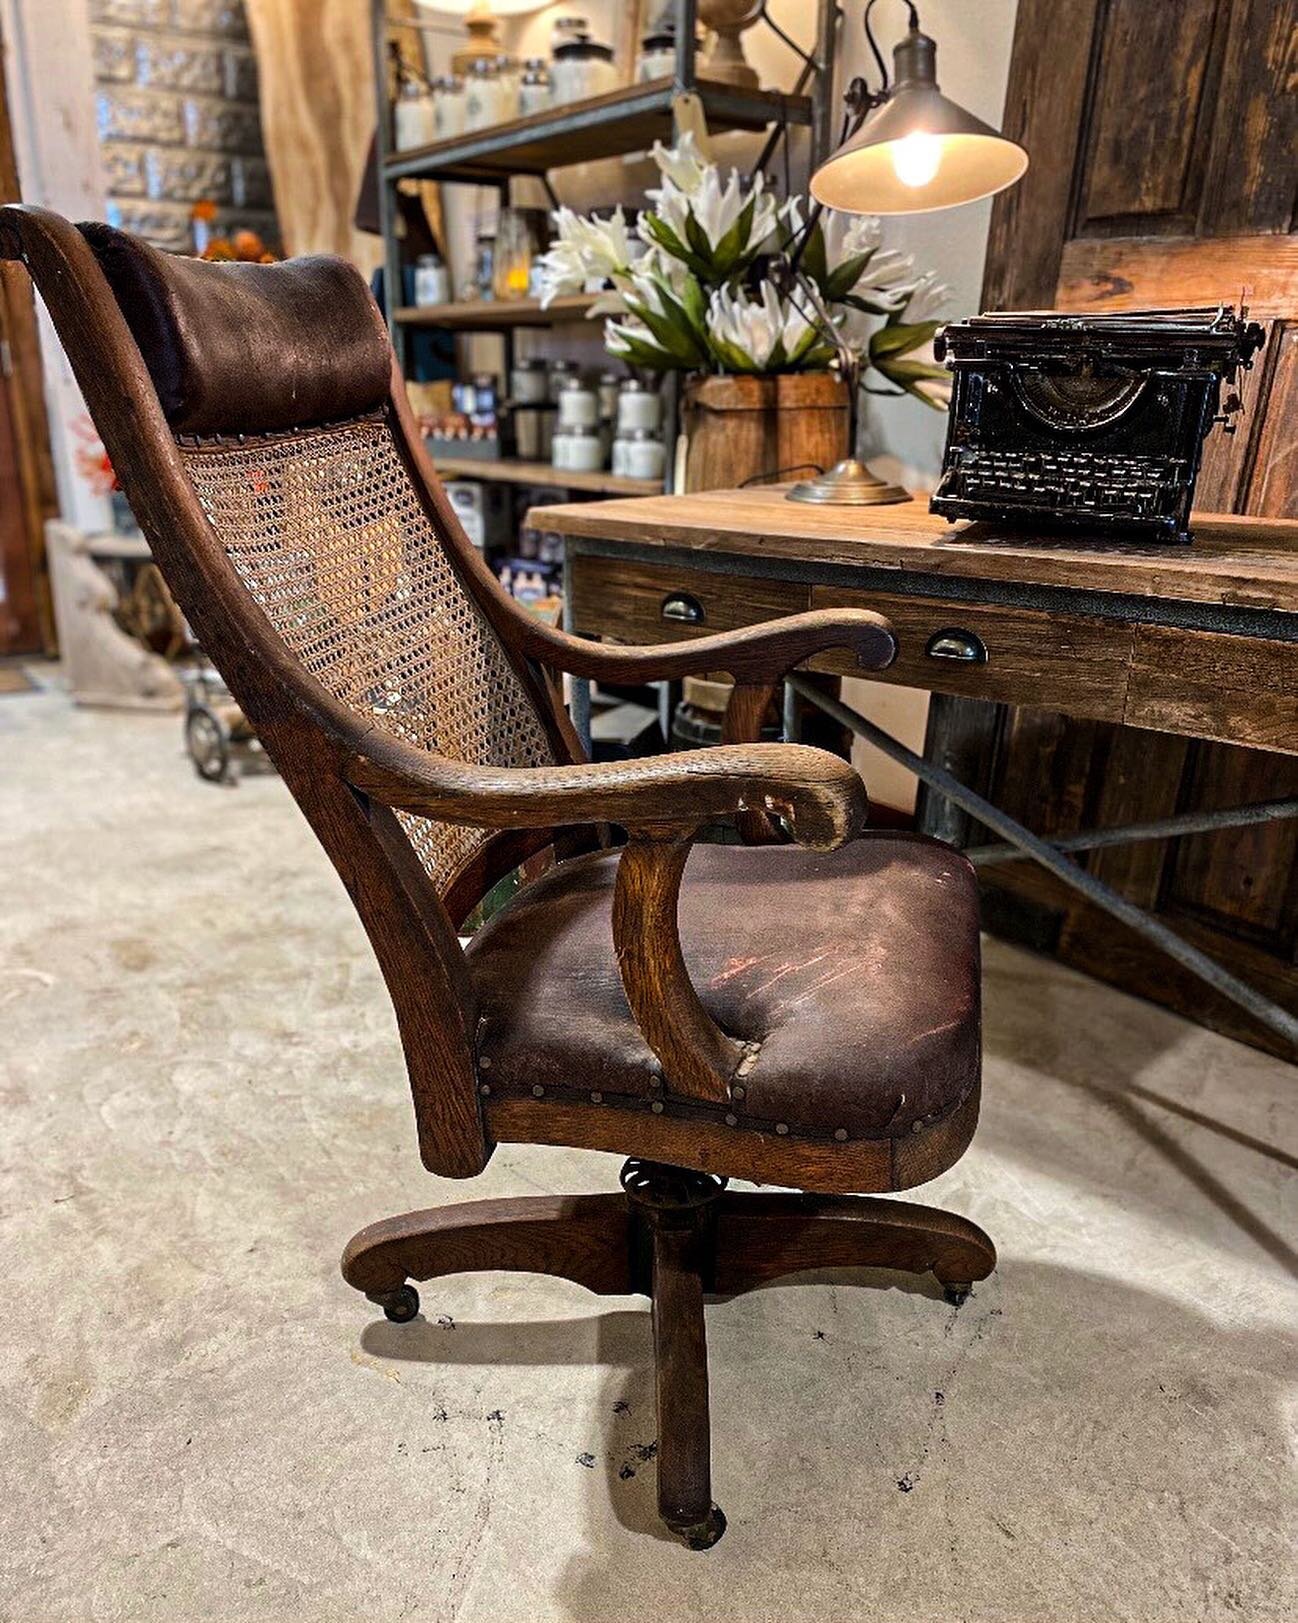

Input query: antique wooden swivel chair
[4,205,994,1549]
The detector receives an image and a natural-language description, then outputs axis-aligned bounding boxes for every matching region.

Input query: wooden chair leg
[342,1170,992,1549]
[713,1192,997,1304]
[341,1193,632,1321]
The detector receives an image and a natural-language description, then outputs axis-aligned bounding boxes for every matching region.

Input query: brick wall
[91,0,278,253]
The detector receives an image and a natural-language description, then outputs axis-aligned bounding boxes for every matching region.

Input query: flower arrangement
[534,134,952,410]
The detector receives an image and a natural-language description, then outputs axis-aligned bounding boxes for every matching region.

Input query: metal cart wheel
[186,703,232,784]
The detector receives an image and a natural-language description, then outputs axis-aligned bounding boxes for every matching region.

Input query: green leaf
[684,208,715,268]
[824,250,874,303]
[707,332,762,373]
[648,275,711,355]
[844,290,907,318]
[801,219,828,292]
[869,319,941,360]
[871,354,951,409]
[712,194,756,277]
[624,292,708,367]
[678,270,707,331]
[641,213,713,280]
[608,329,680,371]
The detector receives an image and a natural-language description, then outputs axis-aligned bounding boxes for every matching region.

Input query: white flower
[643,159,777,260]
[708,283,813,370]
[855,247,918,308]
[647,131,710,195]
[534,206,635,307]
[900,271,952,323]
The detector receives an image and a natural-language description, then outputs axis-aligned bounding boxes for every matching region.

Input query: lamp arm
[862,0,921,90]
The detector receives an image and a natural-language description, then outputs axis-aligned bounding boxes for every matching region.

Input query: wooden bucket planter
[681,370,849,493]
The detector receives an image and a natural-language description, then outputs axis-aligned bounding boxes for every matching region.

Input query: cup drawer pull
[925,628,987,664]
[661,592,705,624]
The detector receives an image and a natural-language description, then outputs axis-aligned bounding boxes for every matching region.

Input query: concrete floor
[1,678,1295,1622]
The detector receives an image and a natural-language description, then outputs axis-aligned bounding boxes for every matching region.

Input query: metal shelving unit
[368,0,838,545]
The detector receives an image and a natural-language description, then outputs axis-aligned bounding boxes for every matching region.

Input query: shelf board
[431,454,662,498]
[385,76,811,184]
[394,294,599,331]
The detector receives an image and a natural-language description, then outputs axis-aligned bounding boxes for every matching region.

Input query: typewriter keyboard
[953,449,1182,515]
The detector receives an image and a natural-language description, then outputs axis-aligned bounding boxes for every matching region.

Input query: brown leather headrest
[79,222,392,435]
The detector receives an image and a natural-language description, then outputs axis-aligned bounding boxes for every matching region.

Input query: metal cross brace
[788,674,1298,1049]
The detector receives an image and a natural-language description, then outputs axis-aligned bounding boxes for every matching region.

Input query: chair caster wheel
[377,1285,420,1323]
[671,1505,727,1550]
[942,1282,971,1308]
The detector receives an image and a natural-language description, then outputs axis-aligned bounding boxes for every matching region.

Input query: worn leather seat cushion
[79,221,390,435]
[467,834,981,1141]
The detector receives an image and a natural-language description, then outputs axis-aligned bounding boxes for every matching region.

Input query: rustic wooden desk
[530,487,1298,1049]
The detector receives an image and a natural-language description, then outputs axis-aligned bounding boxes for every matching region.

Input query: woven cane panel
[182,420,555,891]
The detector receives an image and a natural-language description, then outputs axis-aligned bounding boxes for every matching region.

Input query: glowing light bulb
[890,131,943,189]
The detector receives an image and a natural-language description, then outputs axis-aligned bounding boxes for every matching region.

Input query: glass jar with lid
[547,357,578,401]
[496,56,522,122]
[519,58,551,116]
[394,76,435,151]
[636,28,677,83]
[557,375,599,429]
[564,424,605,473]
[624,428,666,482]
[616,378,662,433]
[413,253,450,307]
[432,75,465,139]
[464,59,500,131]
[551,36,618,103]
[511,358,549,404]
[550,15,588,55]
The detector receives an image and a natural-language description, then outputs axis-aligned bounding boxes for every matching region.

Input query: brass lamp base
[786,458,910,506]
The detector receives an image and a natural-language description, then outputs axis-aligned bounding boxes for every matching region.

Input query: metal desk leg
[789,675,1298,1051]
[561,547,592,756]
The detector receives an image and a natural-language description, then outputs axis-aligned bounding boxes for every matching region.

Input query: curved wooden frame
[0,203,939,1197]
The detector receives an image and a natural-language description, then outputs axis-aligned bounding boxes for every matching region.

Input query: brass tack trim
[479,1083,491,1096]
[834,1128,848,1142]
[651,1100,664,1114]
[532,1084,545,1098]
[775,1122,789,1136]
[725,1113,738,1127]
[590,1090,603,1103]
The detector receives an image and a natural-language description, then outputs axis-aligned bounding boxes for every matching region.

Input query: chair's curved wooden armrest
[344,732,868,853]
[514,606,897,685]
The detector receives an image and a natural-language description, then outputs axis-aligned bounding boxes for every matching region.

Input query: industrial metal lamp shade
[811,28,1028,215]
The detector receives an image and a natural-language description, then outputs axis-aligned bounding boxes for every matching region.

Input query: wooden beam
[1058,234,1298,318]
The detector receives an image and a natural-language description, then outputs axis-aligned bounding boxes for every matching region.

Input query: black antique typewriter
[930,308,1265,542]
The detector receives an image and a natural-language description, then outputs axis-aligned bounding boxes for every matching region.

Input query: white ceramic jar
[565,425,605,472]
[394,83,436,152]
[616,379,662,433]
[433,76,466,139]
[557,376,599,429]
[625,429,666,482]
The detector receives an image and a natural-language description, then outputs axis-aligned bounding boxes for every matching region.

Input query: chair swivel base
[341,1159,996,1548]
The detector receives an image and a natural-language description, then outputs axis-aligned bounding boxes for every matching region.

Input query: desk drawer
[569,555,810,643]
[808,585,1134,721]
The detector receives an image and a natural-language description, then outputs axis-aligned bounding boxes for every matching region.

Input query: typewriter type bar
[930,306,1265,543]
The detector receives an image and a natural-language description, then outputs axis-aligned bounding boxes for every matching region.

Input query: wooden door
[976,0,1298,1055]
